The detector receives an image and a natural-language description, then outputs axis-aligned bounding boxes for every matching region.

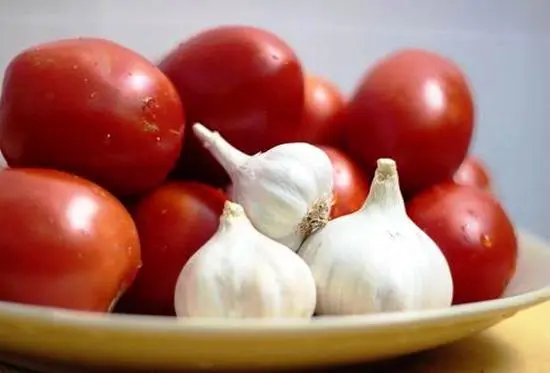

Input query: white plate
[0,231,547,371]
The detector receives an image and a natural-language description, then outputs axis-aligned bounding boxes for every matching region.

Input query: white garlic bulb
[193,123,334,251]
[174,200,317,319]
[298,158,453,316]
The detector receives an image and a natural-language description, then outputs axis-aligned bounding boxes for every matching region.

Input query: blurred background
[0,0,548,238]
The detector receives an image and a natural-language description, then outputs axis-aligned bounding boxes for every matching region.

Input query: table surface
[0,301,549,373]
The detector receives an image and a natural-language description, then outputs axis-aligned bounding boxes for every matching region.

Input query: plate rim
[0,230,548,335]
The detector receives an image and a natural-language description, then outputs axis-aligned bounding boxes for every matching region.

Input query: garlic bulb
[298,158,453,316]
[193,123,334,251]
[174,200,317,319]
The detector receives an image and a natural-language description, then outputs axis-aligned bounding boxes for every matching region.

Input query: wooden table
[1,301,549,373]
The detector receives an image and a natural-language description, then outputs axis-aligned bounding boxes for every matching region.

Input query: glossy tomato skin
[453,156,492,191]
[319,145,370,218]
[116,181,226,316]
[159,25,305,186]
[0,38,185,197]
[407,183,517,305]
[297,75,346,146]
[0,168,141,312]
[342,49,475,196]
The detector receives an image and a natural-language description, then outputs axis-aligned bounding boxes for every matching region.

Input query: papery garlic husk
[298,158,454,316]
[174,200,317,319]
[193,123,334,251]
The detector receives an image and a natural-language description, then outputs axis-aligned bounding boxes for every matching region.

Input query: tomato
[342,49,475,196]
[0,38,185,197]
[453,156,492,191]
[318,145,370,218]
[297,75,346,146]
[406,183,517,304]
[116,181,226,316]
[159,25,304,187]
[0,168,141,312]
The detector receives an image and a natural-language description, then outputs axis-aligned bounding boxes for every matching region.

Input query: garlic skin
[174,201,317,319]
[193,123,334,251]
[298,158,453,316]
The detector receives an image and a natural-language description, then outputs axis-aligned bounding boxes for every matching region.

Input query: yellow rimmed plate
[0,230,548,371]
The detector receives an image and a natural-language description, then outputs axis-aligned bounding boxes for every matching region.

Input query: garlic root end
[297,193,333,238]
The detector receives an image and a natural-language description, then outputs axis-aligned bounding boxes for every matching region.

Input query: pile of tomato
[0,25,517,316]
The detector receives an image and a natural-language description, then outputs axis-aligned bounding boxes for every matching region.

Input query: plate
[0,231,548,371]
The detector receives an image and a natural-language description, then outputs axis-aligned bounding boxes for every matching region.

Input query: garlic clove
[174,200,317,319]
[298,158,454,315]
[192,123,334,252]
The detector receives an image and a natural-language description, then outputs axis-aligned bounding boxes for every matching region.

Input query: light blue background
[0,0,548,238]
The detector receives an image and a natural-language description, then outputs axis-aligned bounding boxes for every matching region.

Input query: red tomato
[159,25,305,186]
[319,145,370,218]
[116,181,226,316]
[0,168,141,312]
[342,49,475,196]
[0,38,185,197]
[407,183,517,305]
[297,75,346,146]
[453,156,492,191]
